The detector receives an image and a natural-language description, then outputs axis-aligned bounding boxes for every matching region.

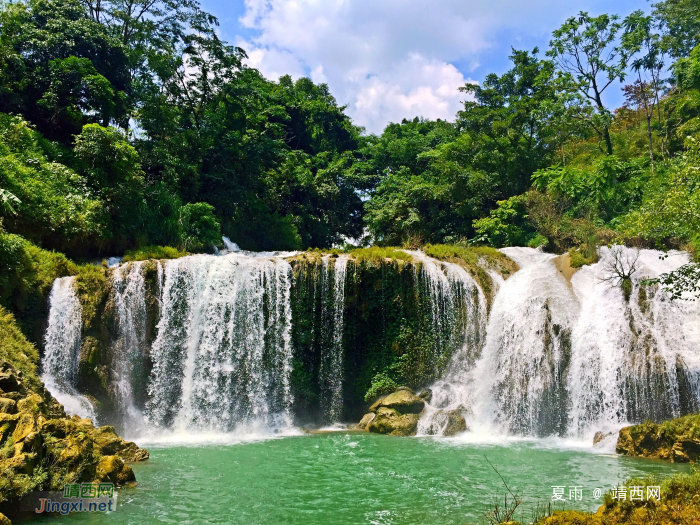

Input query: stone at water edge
[442,410,468,437]
[368,389,425,414]
[367,407,421,436]
[357,412,375,430]
[418,389,432,403]
[592,431,615,447]
[616,417,700,463]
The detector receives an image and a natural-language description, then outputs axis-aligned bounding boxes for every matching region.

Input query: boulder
[89,425,149,461]
[369,390,425,415]
[0,512,10,525]
[367,407,420,436]
[97,455,125,484]
[616,417,700,463]
[442,410,468,437]
[357,412,375,430]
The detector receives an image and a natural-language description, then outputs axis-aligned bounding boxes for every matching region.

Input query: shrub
[123,245,186,262]
[178,202,221,252]
[349,247,413,263]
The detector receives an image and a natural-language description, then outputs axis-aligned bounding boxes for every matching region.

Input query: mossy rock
[367,407,420,436]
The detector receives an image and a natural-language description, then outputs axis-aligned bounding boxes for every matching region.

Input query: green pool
[21,432,687,525]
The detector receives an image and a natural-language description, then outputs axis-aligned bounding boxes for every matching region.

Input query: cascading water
[411,253,489,436]
[111,261,148,430]
[318,256,348,422]
[42,276,96,421]
[423,246,700,440]
[145,252,294,434]
[40,244,700,441]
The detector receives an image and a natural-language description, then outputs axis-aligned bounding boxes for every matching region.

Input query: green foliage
[177,202,221,252]
[364,372,398,402]
[73,264,108,330]
[0,306,41,391]
[122,245,187,262]
[472,194,535,247]
[568,246,598,268]
[0,114,107,253]
[348,247,412,263]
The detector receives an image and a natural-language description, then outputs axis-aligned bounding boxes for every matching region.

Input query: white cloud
[234,0,618,133]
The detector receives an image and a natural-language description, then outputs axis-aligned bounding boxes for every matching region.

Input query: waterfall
[439,246,700,439]
[145,253,294,434]
[567,247,700,436]
[318,256,348,422]
[111,261,148,429]
[42,276,96,421]
[412,254,489,436]
[40,245,700,440]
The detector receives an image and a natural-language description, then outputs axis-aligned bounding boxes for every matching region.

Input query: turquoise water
[22,433,687,525]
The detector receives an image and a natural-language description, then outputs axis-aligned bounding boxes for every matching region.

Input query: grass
[348,247,413,263]
[122,245,187,262]
[423,244,519,302]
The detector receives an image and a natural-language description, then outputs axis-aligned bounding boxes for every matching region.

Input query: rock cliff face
[0,360,148,523]
[615,415,700,463]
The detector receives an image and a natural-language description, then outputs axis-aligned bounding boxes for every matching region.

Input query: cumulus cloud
[234,0,630,133]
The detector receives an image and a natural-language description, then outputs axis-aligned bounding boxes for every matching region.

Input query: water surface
[22,433,687,525]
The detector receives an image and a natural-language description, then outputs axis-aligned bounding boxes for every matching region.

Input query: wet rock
[593,431,615,447]
[90,425,149,461]
[369,390,425,415]
[367,407,420,436]
[357,412,375,430]
[616,416,700,463]
[442,410,468,437]
[0,512,10,525]
[418,389,432,403]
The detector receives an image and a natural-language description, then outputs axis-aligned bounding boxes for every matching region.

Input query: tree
[458,48,559,195]
[548,12,630,155]
[621,11,668,163]
[0,0,130,141]
[652,0,700,59]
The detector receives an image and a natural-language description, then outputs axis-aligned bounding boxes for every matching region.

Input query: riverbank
[0,308,147,524]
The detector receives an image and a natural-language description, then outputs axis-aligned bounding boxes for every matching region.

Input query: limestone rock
[616,417,700,463]
[442,410,468,437]
[367,407,420,436]
[368,390,425,415]
[0,397,16,414]
[90,425,150,461]
[418,389,432,403]
[357,412,375,430]
[97,455,125,484]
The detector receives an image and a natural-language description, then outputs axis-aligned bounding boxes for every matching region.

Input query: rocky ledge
[355,388,426,436]
[615,414,700,463]
[0,361,148,523]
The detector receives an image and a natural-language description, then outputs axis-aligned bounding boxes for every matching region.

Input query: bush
[0,306,40,391]
[349,247,413,263]
[178,202,221,252]
[123,245,186,262]
[364,372,398,402]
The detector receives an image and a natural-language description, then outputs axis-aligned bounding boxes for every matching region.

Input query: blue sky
[199,0,653,134]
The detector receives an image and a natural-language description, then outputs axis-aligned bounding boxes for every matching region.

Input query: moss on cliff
[0,311,147,522]
[616,414,700,463]
[423,244,519,303]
